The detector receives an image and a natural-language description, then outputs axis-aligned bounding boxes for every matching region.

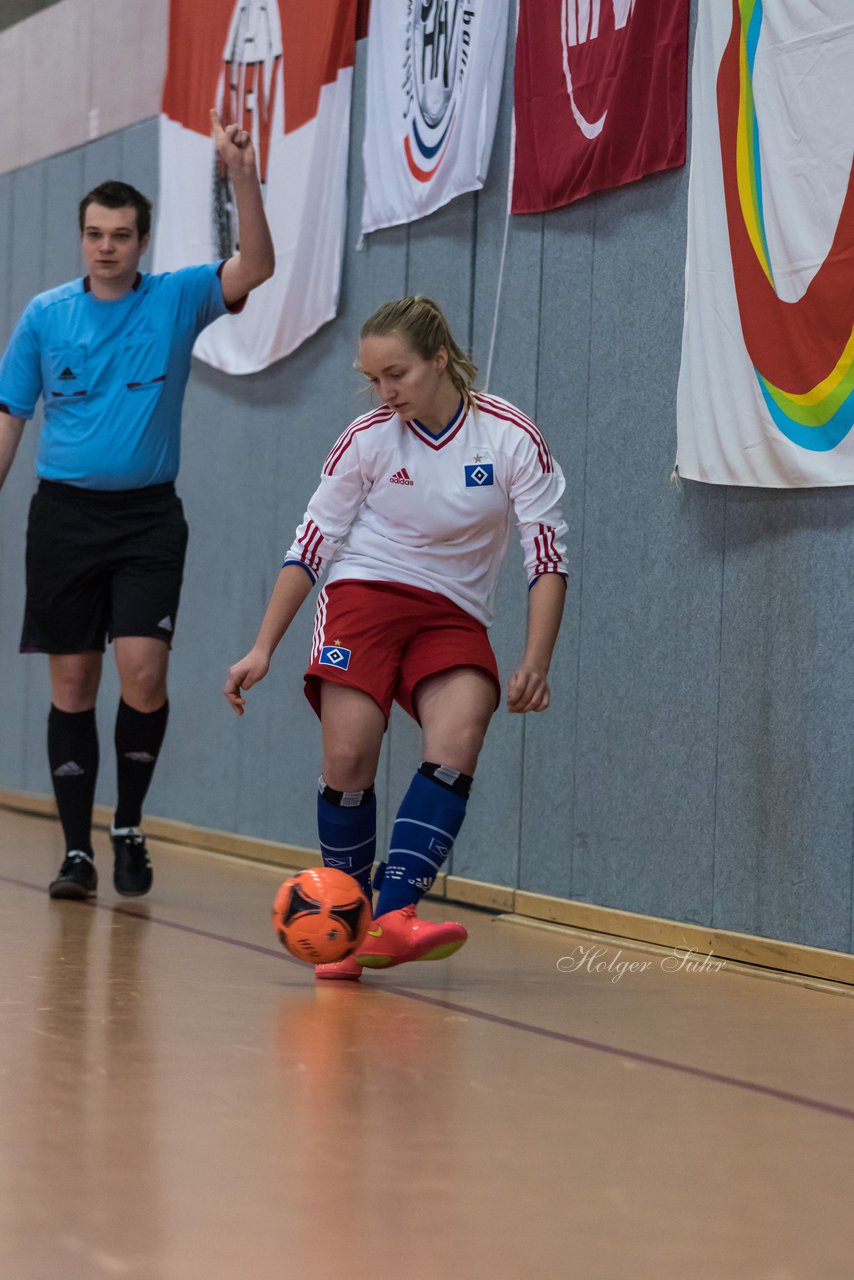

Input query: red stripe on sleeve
[477,393,553,473]
[323,406,393,475]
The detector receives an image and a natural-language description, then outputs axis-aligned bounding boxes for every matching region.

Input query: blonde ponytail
[360,297,478,402]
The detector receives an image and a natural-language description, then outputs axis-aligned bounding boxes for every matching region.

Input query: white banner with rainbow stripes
[676,0,853,487]
[361,0,509,235]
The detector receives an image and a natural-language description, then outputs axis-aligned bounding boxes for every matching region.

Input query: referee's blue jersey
[0,264,231,490]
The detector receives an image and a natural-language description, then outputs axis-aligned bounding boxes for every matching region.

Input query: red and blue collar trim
[407,396,467,450]
[83,273,142,293]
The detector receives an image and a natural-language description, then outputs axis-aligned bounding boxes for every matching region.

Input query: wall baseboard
[3,786,851,987]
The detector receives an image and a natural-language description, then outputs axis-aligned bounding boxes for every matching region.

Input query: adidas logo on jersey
[58,366,76,380]
[389,468,413,486]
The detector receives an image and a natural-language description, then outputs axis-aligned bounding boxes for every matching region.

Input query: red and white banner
[512,0,689,213]
[154,0,357,375]
[361,0,509,235]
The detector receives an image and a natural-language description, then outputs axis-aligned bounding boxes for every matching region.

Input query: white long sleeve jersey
[283,391,568,628]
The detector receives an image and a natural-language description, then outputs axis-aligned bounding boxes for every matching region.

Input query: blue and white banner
[361,0,509,234]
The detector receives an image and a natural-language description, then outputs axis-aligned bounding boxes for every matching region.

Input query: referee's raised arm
[210,108,275,307]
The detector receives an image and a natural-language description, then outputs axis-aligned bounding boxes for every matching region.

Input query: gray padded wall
[2,7,853,954]
[0,1,63,33]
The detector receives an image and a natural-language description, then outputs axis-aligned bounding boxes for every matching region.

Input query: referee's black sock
[114,699,169,830]
[48,706,99,856]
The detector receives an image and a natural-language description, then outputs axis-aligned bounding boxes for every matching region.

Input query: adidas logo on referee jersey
[389,468,413,486]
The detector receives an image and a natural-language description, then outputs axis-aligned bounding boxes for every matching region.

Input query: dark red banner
[512,0,689,213]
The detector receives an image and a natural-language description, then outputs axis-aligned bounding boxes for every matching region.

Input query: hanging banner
[361,0,509,235]
[512,0,688,213]
[154,0,357,376]
[676,1,854,486]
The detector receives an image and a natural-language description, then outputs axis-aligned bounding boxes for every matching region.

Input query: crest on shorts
[464,462,494,487]
[319,645,352,670]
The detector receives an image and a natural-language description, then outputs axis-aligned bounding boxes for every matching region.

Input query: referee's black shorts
[20,480,189,655]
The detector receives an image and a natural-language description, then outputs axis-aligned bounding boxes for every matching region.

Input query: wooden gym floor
[1,805,853,1280]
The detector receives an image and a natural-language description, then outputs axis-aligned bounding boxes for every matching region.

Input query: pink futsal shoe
[314,955,363,981]
[356,904,468,969]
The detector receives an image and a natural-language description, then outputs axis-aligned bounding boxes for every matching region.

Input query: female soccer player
[224,296,568,979]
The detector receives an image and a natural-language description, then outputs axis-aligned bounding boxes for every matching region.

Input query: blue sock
[375,768,469,916]
[316,778,376,899]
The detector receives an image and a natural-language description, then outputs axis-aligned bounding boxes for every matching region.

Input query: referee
[0,112,274,901]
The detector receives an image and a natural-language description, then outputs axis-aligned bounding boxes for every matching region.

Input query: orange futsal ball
[272,868,372,965]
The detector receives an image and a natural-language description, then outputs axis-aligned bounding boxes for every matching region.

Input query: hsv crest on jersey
[286,392,568,629]
[319,645,352,670]
[464,463,494,487]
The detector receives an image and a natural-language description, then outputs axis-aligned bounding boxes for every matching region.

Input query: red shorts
[304,580,500,723]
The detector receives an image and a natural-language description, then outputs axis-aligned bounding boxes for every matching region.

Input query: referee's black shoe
[49,851,98,900]
[111,829,153,897]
